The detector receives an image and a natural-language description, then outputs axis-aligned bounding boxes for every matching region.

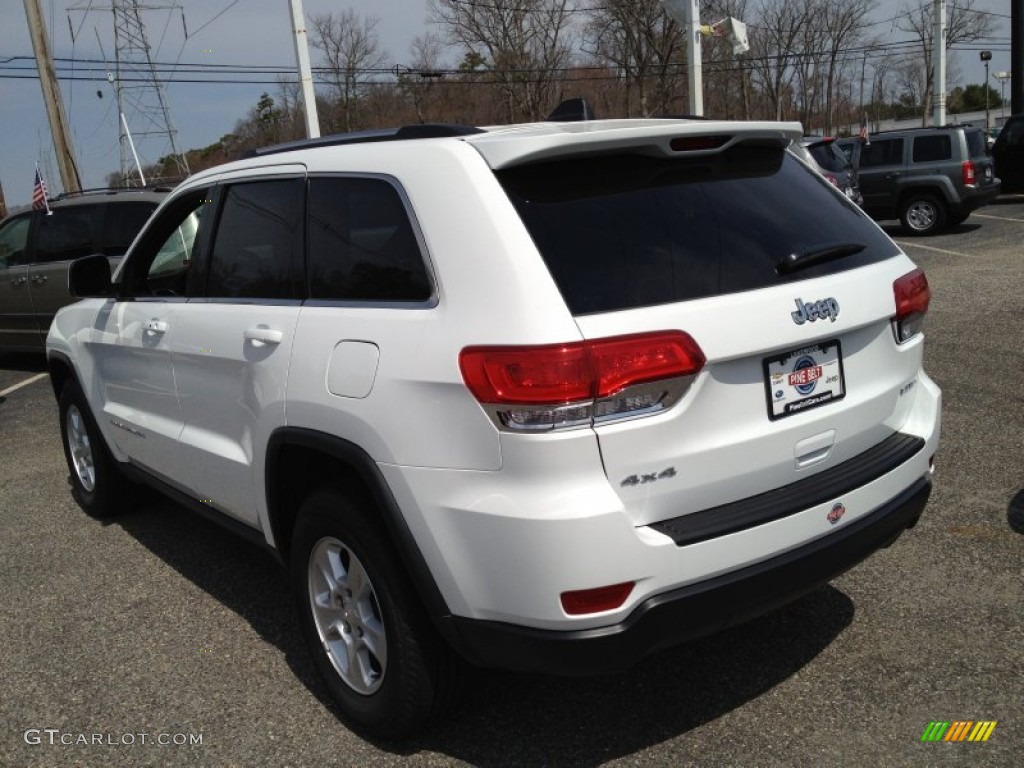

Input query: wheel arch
[897,179,955,207]
[46,350,78,402]
[265,428,453,624]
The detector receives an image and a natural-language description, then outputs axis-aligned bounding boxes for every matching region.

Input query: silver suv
[47,116,940,737]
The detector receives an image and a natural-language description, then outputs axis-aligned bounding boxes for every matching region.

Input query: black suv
[839,125,999,235]
[992,114,1024,193]
[0,188,166,352]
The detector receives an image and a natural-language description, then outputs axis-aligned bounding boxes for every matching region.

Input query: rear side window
[912,135,952,162]
[861,139,904,167]
[101,201,157,255]
[35,205,100,263]
[808,143,847,172]
[205,179,303,300]
[964,130,987,158]
[307,177,431,302]
[498,146,897,315]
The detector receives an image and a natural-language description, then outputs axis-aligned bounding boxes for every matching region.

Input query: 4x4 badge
[791,297,839,324]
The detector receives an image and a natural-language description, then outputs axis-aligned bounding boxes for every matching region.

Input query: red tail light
[460,331,705,431]
[560,581,634,615]
[962,160,976,185]
[893,269,930,342]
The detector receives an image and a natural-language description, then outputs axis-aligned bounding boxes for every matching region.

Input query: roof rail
[246,124,485,158]
[50,186,169,202]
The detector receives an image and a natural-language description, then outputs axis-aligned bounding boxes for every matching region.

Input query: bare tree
[582,0,682,117]
[400,32,449,124]
[431,0,576,123]
[896,0,995,125]
[310,10,389,132]
[748,0,810,120]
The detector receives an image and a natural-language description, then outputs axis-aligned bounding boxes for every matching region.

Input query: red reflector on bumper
[560,581,635,615]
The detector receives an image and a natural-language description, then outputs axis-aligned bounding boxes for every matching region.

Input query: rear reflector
[893,268,931,343]
[560,581,634,615]
[460,331,705,430]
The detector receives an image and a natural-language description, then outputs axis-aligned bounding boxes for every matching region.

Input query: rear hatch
[966,128,998,189]
[483,124,927,526]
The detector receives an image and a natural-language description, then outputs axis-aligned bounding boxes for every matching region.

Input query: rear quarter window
[965,130,987,158]
[498,145,898,315]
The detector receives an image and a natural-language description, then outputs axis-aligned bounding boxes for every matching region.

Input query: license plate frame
[763,340,845,420]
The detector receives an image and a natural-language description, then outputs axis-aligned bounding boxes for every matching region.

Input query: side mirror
[69,253,113,298]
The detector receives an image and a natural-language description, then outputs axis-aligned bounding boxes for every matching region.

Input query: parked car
[992,114,1024,193]
[47,115,940,737]
[0,188,166,352]
[837,125,999,235]
[797,136,863,206]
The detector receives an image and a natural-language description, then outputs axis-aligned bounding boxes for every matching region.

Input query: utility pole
[23,0,82,194]
[289,0,320,138]
[1014,0,1023,114]
[932,0,946,127]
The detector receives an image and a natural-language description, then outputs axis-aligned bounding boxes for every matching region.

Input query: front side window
[0,215,32,268]
[205,179,303,300]
[860,139,904,168]
[119,189,212,298]
[35,205,100,263]
[307,177,431,302]
[912,134,952,163]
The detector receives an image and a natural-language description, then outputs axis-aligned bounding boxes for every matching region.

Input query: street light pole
[980,51,992,130]
[994,72,1010,122]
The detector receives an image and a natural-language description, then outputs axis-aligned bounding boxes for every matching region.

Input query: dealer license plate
[763,340,845,420]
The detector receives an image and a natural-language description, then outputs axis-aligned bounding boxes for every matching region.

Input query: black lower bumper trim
[650,432,924,546]
[442,476,931,676]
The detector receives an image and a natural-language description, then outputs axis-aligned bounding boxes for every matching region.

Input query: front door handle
[244,327,283,346]
[144,319,168,334]
[10,276,27,287]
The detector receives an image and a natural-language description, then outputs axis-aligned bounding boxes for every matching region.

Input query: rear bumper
[958,183,1001,213]
[441,475,931,676]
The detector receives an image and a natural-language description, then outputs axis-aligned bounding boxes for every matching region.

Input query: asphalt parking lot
[1,199,1022,768]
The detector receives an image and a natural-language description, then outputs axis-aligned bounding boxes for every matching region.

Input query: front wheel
[900,195,947,236]
[290,488,463,738]
[58,380,134,517]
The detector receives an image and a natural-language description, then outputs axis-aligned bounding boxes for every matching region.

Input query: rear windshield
[497,144,897,315]
[808,142,848,172]
[965,129,987,159]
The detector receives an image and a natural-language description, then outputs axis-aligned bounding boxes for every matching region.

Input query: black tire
[291,488,463,738]
[58,380,134,518]
[899,195,947,236]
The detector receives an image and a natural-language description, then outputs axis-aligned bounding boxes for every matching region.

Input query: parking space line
[0,373,48,398]
[894,241,973,258]
[972,212,1024,223]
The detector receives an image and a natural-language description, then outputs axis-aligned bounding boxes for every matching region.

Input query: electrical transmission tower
[72,0,190,186]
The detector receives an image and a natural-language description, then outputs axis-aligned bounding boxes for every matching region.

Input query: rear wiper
[777,242,865,275]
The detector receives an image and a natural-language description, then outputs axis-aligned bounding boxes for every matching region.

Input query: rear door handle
[30,275,48,284]
[10,276,27,287]
[885,172,902,179]
[244,327,283,345]
[144,319,168,334]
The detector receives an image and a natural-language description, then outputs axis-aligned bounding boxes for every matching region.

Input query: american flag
[32,165,51,214]
[858,114,870,146]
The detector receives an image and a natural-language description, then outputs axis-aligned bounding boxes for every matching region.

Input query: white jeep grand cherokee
[47,115,940,737]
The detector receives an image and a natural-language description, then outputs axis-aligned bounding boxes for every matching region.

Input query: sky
[0,0,1013,209]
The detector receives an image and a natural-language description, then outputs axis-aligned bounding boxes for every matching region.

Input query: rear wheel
[900,195,947,236]
[290,488,463,738]
[58,380,134,517]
